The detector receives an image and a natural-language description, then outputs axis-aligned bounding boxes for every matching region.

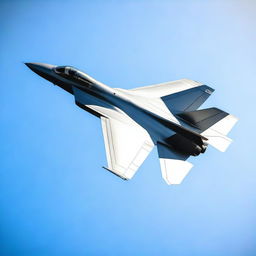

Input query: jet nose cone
[25,62,55,72]
[25,62,35,70]
[25,62,57,81]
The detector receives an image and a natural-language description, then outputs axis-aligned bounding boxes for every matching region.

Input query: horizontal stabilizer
[157,143,193,185]
[177,107,229,131]
[203,113,238,136]
[204,133,233,152]
[201,114,238,152]
[176,108,238,152]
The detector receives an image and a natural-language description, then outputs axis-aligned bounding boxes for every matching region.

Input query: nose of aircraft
[25,62,74,94]
[25,62,57,82]
[25,62,55,73]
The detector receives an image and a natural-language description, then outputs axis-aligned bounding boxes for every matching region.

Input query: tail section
[176,108,238,152]
[201,114,238,152]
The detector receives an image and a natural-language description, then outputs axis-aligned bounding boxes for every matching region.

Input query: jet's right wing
[73,86,154,180]
[157,142,193,185]
[101,116,154,180]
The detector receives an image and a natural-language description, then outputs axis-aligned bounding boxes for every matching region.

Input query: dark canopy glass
[54,66,77,76]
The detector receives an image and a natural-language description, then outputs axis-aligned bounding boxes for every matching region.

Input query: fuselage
[25,63,207,156]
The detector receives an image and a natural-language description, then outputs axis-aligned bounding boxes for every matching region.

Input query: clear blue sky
[1,0,256,255]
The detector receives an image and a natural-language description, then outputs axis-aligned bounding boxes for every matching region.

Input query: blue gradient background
[1,1,256,255]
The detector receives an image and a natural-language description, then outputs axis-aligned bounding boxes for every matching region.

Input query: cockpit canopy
[54,66,94,87]
[54,66,77,76]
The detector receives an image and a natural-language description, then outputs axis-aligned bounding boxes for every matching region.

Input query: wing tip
[102,166,129,180]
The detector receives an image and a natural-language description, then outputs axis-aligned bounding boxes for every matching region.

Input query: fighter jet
[25,63,238,185]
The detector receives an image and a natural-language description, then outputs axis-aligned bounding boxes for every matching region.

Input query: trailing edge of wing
[157,142,193,185]
[101,116,154,180]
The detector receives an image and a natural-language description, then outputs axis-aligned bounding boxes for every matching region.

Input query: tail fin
[176,108,238,152]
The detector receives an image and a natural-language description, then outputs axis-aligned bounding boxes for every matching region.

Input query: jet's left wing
[129,79,214,113]
[101,117,154,180]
